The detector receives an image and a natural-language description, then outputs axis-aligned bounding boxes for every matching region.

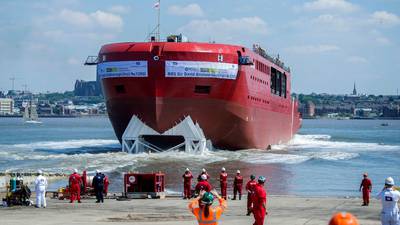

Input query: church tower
[352,82,357,95]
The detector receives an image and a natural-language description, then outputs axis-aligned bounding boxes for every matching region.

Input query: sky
[0,0,399,95]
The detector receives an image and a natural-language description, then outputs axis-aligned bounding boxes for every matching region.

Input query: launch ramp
[122,115,207,154]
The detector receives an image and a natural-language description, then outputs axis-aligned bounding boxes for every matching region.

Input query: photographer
[376,177,400,225]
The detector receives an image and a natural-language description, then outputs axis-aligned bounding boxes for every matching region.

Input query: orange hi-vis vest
[188,197,227,225]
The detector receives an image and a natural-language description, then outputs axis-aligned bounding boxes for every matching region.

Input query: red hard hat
[329,212,359,225]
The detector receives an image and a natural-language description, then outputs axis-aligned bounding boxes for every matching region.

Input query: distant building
[74,80,101,96]
[354,108,372,118]
[0,98,14,114]
[382,105,400,118]
[305,101,315,117]
[37,103,53,115]
[352,82,357,95]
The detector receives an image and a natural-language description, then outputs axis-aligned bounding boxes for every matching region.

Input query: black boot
[246,209,251,216]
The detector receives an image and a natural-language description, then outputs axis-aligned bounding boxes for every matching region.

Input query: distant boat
[381,122,389,126]
[23,101,42,124]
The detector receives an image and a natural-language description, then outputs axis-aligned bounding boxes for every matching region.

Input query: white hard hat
[96,169,100,174]
[237,170,240,174]
[385,177,395,186]
[73,169,78,173]
[37,170,43,175]
[221,167,226,171]
[185,168,190,172]
[201,174,207,180]
[202,168,206,172]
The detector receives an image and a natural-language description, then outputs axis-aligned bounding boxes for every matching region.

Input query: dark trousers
[233,185,242,200]
[95,187,104,202]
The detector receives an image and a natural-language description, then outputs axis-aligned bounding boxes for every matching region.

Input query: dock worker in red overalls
[253,176,267,225]
[246,174,257,215]
[219,167,228,200]
[69,169,82,203]
[195,174,212,195]
[183,168,193,199]
[232,170,243,200]
[359,172,372,206]
[197,168,210,181]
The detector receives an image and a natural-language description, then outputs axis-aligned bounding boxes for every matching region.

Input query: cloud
[59,9,92,27]
[178,17,268,41]
[109,5,130,14]
[59,9,123,31]
[285,44,340,54]
[311,14,354,31]
[346,56,368,64]
[168,3,204,17]
[371,11,400,27]
[303,0,358,13]
[90,10,123,31]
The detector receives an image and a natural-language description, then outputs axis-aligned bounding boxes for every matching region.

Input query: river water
[0,117,399,197]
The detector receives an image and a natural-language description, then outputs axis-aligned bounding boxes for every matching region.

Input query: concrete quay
[0,195,381,225]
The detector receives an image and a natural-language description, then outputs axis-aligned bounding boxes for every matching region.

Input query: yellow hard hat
[329,212,359,225]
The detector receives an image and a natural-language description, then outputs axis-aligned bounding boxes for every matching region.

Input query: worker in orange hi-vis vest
[188,189,227,225]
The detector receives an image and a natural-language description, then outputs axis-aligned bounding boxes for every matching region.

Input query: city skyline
[0,0,399,94]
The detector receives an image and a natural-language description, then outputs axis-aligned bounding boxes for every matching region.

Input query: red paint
[99,42,301,150]
[124,172,165,194]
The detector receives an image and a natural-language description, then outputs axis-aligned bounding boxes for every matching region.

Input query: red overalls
[246,180,258,213]
[195,180,212,193]
[233,175,243,200]
[360,178,372,205]
[219,172,228,199]
[253,184,267,225]
[183,172,193,199]
[69,173,82,203]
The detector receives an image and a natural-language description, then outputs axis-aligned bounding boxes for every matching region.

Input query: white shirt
[376,188,400,213]
[35,175,47,192]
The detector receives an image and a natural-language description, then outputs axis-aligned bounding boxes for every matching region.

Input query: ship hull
[98,41,301,150]
[106,96,297,150]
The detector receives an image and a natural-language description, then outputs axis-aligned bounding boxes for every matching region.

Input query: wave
[304,151,359,161]
[12,139,120,150]
[274,134,400,152]
[1,133,397,173]
[241,153,310,164]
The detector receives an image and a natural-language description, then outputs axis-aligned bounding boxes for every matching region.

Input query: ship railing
[84,56,99,65]
[252,44,291,73]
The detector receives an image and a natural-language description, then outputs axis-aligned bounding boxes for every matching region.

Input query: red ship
[94,35,301,150]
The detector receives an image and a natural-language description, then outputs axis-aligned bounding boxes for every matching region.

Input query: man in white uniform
[376,177,400,225]
[35,169,48,208]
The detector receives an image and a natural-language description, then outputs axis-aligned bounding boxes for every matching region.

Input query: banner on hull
[165,61,238,80]
[97,61,148,78]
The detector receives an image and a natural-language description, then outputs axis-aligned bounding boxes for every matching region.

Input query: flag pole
[157,0,161,41]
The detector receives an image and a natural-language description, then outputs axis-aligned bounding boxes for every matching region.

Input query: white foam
[304,151,359,161]
[241,153,310,164]
[12,139,120,150]
[277,134,400,152]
